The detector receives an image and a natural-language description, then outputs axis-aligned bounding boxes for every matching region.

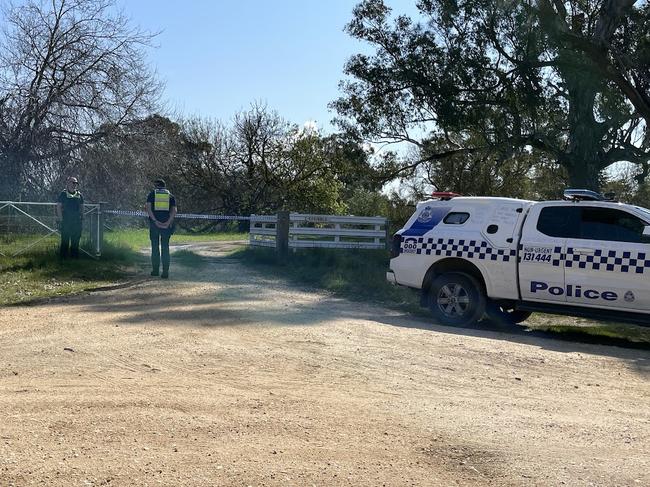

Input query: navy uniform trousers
[60,218,82,258]
[150,224,173,274]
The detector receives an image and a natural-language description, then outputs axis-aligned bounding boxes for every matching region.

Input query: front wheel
[428,272,486,327]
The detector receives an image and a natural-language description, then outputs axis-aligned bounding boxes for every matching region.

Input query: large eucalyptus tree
[333,0,650,191]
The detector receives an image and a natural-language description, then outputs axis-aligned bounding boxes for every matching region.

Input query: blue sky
[120,1,419,131]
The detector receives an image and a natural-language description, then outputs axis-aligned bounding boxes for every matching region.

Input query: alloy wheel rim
[437,283,470,317]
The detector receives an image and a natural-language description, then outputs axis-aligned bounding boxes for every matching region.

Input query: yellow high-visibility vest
[154,189,171,211]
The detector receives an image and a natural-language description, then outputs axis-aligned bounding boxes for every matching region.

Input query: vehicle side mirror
[644,226,650,237]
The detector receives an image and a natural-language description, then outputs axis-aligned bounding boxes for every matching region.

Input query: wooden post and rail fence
[249,213,389,259]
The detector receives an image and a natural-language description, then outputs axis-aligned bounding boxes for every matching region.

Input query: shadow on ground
[61,245,650,378]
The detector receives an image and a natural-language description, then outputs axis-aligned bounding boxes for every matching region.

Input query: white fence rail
[250,213,388,250]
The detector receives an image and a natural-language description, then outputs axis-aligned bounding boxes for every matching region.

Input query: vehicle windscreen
[634,206,650,222]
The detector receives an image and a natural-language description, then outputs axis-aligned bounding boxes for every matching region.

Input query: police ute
[387,190,650,326]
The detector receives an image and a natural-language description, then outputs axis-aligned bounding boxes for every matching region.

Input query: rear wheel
[428,272,486,327]
[486,302,533,324]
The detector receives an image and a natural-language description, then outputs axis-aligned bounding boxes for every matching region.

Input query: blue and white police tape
[103,209,277,222]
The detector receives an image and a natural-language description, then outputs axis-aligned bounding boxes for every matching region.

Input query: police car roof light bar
[431,192,461,201]
[563,189,607,201]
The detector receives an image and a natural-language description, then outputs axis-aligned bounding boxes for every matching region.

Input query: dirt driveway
[1,242,649,486]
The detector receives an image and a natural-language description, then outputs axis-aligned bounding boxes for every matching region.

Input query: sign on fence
[249,213,388,250]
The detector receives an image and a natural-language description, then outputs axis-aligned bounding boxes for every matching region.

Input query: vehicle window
[579,207,648,243]
[443,212,469,224]
[536,206,579,238]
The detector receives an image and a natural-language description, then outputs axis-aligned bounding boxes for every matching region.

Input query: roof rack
[563,189,614,202]
[431,192,461,201]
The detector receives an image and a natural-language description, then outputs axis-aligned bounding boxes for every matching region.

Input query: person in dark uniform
[56,176,84,259]
[146,179,177,278]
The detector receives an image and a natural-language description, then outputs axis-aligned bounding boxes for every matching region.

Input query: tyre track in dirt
[0,241,649,486]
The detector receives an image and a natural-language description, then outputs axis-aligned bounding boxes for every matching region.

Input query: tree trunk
[561,74,606,191]
[566,160,601,190]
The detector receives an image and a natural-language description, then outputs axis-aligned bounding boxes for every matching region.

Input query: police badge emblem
[417,206,433,223]
[624,291,635,302]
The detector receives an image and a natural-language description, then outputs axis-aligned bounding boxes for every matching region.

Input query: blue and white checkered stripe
[404,239,650,275]
[402,238,517,262]
[565,248,650,274]
[550,246,565,267]
[519,245,650,274]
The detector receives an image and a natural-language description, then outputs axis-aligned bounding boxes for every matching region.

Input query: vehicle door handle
[573,248,595,255]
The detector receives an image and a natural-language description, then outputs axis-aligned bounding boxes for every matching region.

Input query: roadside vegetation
[0,229,246,305]
[526,317,650,346]
[0,235,140,306]
[234,247,650,347]
[104,228,247,249]
[234,246,424,313]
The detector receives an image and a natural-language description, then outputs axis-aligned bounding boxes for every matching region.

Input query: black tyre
[428,272,486,327]
[485,302,533,324]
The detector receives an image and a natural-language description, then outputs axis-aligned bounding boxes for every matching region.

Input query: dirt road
[1,242,649,486]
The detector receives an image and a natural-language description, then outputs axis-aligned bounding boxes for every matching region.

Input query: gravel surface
[1,242,649,486]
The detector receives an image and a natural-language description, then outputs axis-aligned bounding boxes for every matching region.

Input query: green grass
[233,247,650,346]
[0,241,142,306]
[0,234,60,259]
[104,228,247,249]
[525,314,650,345]
[0,228,245,305]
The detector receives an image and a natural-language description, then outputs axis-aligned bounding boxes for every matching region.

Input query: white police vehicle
[387,190,650,326]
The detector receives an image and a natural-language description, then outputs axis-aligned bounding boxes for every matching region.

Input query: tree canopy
[0,0,159,200]
[333,0,650,191]
[75,105,382,221]
[174,104,380,218]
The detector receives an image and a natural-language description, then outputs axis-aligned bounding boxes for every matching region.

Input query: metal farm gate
[0,201,104,258]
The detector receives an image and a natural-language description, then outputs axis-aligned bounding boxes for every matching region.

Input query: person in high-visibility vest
[56,176,84,259]
[146,179,177,278]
